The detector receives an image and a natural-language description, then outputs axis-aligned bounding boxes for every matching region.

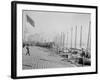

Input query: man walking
[26,45,30,56]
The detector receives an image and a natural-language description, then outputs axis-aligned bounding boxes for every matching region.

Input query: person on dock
[26,44,30,56]
[81,48,86,66]
[81,48,85,57]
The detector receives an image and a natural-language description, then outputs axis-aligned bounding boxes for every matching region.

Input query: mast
[71,27,73,48]
[63,32,65,50]
[87,21,91,51]
[61,32,63,50]
[61,32,65,51]
[80,26,82,48]
[75,26,77,49]
[66,32,69,49]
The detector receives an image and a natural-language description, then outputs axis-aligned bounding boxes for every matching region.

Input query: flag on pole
[26,15,35,27]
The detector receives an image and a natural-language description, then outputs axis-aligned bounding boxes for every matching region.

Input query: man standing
[26,45,30,56]
[81,48,85,66]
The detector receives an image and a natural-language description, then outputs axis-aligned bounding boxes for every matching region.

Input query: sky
[23,10,91,48]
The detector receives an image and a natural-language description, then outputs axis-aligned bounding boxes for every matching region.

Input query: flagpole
[25,14,28,42]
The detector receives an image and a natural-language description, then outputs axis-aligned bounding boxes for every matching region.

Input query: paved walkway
[22,46,76,69]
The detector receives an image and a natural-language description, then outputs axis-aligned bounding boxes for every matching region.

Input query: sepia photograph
[22,10,91,70]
